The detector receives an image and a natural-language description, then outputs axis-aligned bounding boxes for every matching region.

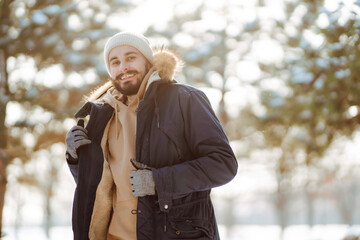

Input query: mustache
[115,70,138,80]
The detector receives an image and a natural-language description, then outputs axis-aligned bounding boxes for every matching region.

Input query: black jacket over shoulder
[68,80,238,240]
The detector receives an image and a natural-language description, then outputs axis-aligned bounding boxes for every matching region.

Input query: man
[65,32,238,240]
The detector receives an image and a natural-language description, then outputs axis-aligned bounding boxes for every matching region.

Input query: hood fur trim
[153,47,183,81]
[86,48,183,102]
[85,81,113,102]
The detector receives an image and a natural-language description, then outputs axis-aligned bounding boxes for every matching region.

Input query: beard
[111,64,150,96]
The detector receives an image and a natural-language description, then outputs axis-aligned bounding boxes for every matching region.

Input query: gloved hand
[130,159,155,197]
[65,125,91,160]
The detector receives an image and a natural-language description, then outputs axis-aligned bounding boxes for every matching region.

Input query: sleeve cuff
[66,152,78,165]
[152,168,173,212]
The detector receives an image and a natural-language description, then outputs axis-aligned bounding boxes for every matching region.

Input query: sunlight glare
[225,76,240,90]
[28,106,53,125]
[224,86,260,117]
[199,87,222,113]
[65,72,84,88]
[201,11,227,32]
[347,106,359,118]
[35,65,64,88]
[72,38,90,51]
[107,0,174,32]
[236,61,261,82]
[8,55,37,90]
[260,78,290,97]
[251,39,284,64]
[63,118,77,131]
[172,33,195,48]
[206,71,223,89]
[316,13,330,29]
[67,14,83,32]
[303,30,325,49]
[5,102,24,126]
[22,132,36,148]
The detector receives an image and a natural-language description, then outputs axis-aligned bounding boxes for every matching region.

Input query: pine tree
[241,0,360,235]
[0,0,133,234]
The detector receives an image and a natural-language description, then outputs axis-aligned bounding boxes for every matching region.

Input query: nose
[111,61,129,79]
[119,62,129,73]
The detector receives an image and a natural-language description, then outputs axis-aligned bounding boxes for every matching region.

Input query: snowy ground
[3,224,360,240]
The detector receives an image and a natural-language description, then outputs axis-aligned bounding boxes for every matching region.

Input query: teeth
[121,74,135,80]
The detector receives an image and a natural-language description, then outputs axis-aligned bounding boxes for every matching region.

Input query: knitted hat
[104,32,154,76]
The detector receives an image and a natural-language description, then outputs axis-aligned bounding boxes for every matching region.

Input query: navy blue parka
[68,79,238,240]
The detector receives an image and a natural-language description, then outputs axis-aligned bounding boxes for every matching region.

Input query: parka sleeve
[67,163,79,184]
[152,89,238,212]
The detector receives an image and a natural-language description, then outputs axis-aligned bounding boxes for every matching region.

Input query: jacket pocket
[165,196,214,239]
[167,219,213,239]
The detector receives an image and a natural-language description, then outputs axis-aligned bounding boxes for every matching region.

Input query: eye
[111,60,120,66]
[127,56,136,61]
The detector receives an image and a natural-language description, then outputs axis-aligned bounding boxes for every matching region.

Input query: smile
[120,73,135,80]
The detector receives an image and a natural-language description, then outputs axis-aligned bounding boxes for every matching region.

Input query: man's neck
[126,94,137,105]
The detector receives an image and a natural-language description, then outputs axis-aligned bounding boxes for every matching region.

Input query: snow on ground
[3,225,360,240]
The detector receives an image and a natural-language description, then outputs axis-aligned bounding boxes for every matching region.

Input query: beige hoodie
[101,69,156,240]
[104,88,138,240]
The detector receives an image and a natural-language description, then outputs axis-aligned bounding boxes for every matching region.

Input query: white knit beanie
[104,32,154,76]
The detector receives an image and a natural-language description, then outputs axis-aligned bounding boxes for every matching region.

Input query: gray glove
[65,125,91,159]
[130,159,155,197]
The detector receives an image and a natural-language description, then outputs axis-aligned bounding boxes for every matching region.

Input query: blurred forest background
[1,0,360,239]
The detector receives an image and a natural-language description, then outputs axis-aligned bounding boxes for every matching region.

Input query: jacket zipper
[155,107,160,128]
[155,97,160,128]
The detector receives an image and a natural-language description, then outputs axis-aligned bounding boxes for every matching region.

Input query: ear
[146,61,152,71]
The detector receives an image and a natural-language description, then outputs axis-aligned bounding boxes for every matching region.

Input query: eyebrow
[109,51,139,62]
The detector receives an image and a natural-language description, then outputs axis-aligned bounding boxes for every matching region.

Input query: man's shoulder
[163,82,204,97]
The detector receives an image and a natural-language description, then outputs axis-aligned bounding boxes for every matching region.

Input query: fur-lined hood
[87,48,183,102]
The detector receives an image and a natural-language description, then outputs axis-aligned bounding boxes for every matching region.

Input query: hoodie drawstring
[115,103,119,139]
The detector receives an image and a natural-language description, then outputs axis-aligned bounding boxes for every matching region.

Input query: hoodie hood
[86,48,183,102]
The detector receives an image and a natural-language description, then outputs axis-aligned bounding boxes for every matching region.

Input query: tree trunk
[275,165,287,240]
[45,184,51,240]
[0,46,10,237]
[305,186,313,227]
[277,186,286,240]
[44,162,55,240]
[0,158,7,237]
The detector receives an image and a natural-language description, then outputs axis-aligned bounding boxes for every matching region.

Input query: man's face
[108,45,151,96]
